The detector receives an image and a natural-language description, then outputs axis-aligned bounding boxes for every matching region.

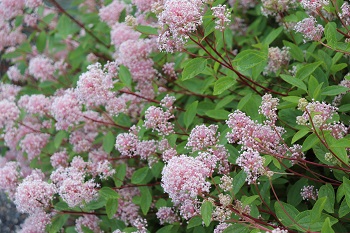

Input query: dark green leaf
[139,187,152,215]
[187,216,202,229]
[99,187,120,200]
[274,201,299,228]
[135,25,158,35]
[280,74,307,91]
[310,197,327,223]
[302,133,319,151]
[49,214,69,233]
[131,167,151,184]
[113,163,126,187]
[325,22,337,48]
[36,31,46,53]
[296,61,323,80]
[119,65,132,88]
[321,86,349,96]
[213,76,236,95]
[321,217,335,233]
[318,184,335,213]
[205,109,230,120]
[233,170,247,195]
[54,131,68,149]
[233,50,267,71]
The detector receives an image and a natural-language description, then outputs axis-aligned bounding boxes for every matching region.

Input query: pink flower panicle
[25,0,43,8]
[18,94,51,116]
[51,89,83,130]
[340,2,350,25]
[236,148,265,184]
[0,161,21,197]
[294,16,324,42]
[297,100,338,127]
[156,207,179,225]
[0,83,21,102]
[14,169,55,214]
[17,211,51,233]
[99,0,128,26]
[28,56,56,81]
[160,95,176,109]
[115,130,139,157]
[186,124,219,151]
[261,0,297,18]
[214,223,232,233]
[287,144,305,165]
[301,185,318,201]
[157,0,205,52]
[0,100,20,128]
[161,155,211,205]
[75,215,103,233]
[259,93,280,123]
[19,133,50,161]
[111,23,141,47]
[211,5,231,31]
[264,47,290,75]
[50,150,69,168]
[144,106,174,135]
[162,62,177,79]
[7,66,25,82]
[300,0,329,12]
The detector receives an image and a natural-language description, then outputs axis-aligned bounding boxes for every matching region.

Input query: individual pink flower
[75,215,103,233]
[28,56,56,81]
[294,16,324,42]
[161,155,211,205]
[14,170,55,214]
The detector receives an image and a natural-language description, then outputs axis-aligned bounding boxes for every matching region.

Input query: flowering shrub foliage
[1,0,350,232]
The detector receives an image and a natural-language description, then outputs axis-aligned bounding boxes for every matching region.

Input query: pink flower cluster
[0,161,21,197]
[14,169,55,214]
[211,5,231,31]
[294,16,324,42]
[144,106,174,135]
[156,207,179,225]
[340,2,350,25]
[75,215,103,233]
[300,185,318,201]
[300,0,329,12]
[186,124,219,151]
[261,0,297,18]
[161,155,211,205]
[157,0,205,52]
[259,93,280,123]
[264,47,290,75]
[99,0,128,26]
[0,100,20,128]
[236,148,265,184]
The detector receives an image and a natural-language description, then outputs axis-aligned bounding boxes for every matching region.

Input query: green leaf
[103,131,115,153]
[242,195,259,206]
[263,27,283,45]
[274,201,299,228]
[292,128,309,144]
[213,76,236,95]
[156,225,180,233]
[82,226,95,233]
[201,200,213,227]
[343,177,350,208]
[49,214,69,233]
[184,101,198,129]
[182,58,207,80]
[119,65,132,88]
[54,131,68,149]
[287,178,308,206]
[36,31,46,53]
[325,22,337,48]
[135,25,158,35]
[283,40,304,62]
[321,217,335,233]
[187,216,202,229]
[310,197,327,223]
[318,184,335,213]
[233,50,267,71]
[223,224,250,233]
[294,211,338,232]
[139,187,152,215]
[280,74,307,91]
[99,187,120,200]
[113,163,126,187]
[321,86,349,96]
[131,167,151,184]
[339,199,350,218]
[205,109,230,120]
[233,170,247,195]
[302,133,319,151]
[296,61,323,81]
[106,198,118,219]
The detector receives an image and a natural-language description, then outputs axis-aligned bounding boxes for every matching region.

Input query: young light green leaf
[318,184,335,213]
[233,50,267,71]
[302,133,319,151]
[321,217,335,233]
[233,170,247,195]
[113,163,126,187]
[292,128,309,144]
[310,197,327,223]
[321,86,349,96]
[103,131,115,153]
[54,131,68,149]
[131,167,150,184]
[201,200,213,227]
[274,201,299,228]
[343,177,350,208]
[182,58,207,80]
[135,25,158,35]
[206,109,230,120]
[36,31,46,53]
[49,214,69,233]
[295,61,323,80]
